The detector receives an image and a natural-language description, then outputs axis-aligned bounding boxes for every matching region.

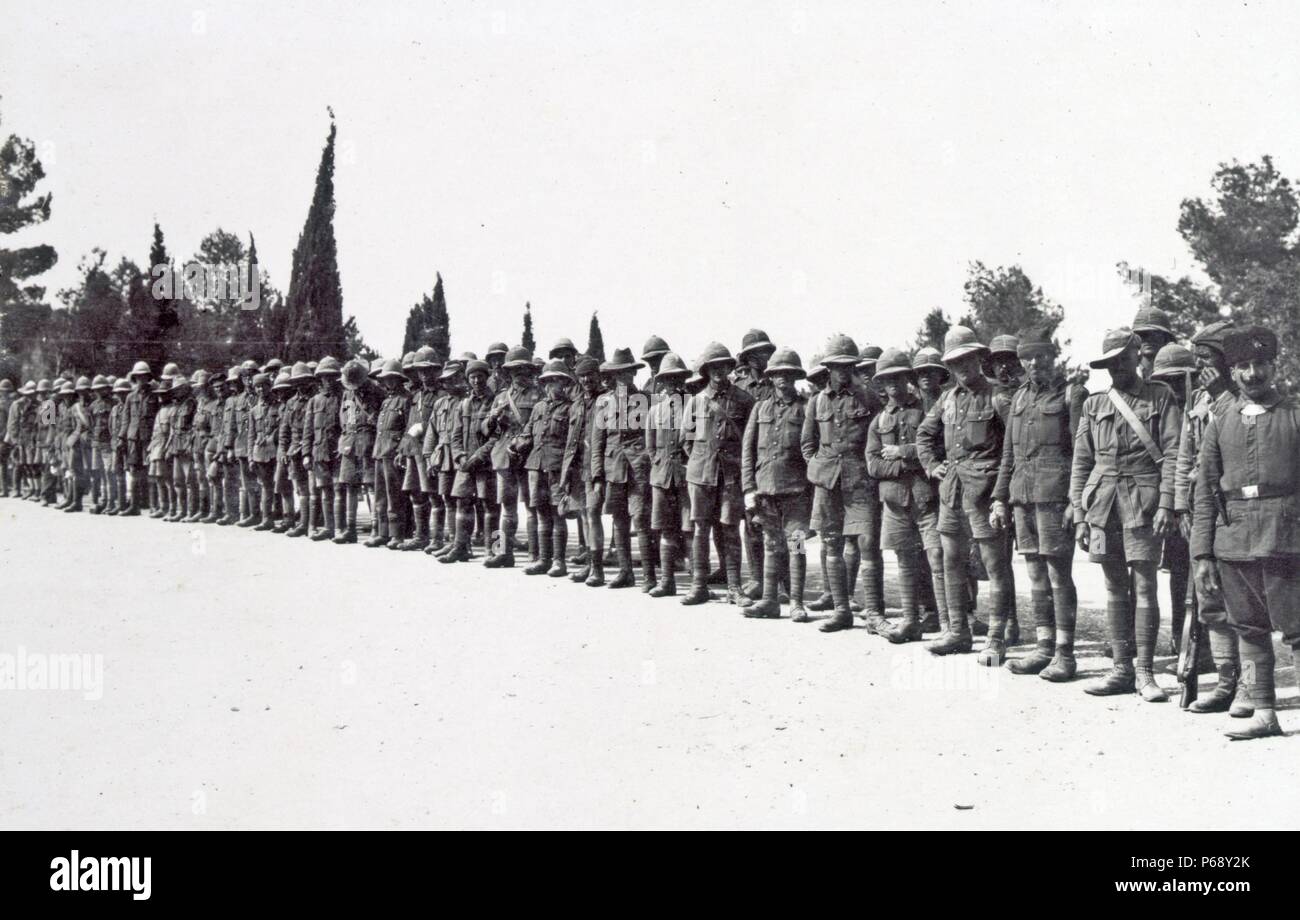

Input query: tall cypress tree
[521,301,535,354]
[284,112,345,361]
[401,271,451,361]
[585,311,605,362]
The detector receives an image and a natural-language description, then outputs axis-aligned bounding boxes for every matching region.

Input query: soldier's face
[916,369,944,395]
[1194,345,1227,377]
[707,365,730,386]
[546,379,568,400]
[990,355,1021,385]
[946,353,982,387]
[510,367,531,386]
[487,355,503,370]
[578,372,599,395]
[1024,350,1055,386]
[1104,347,1141,390]
[1232,358,1275,400]
[884,376,910,403]
[748,351,771,374]
[828,367,853,390]
[1136,330,1172,364]
[468,372,488,395]
[770,371,798,400]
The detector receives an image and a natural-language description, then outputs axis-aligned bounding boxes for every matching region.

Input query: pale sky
[3,0,1297,368]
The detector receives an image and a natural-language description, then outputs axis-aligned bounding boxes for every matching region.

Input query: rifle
[1177,581,1203,709]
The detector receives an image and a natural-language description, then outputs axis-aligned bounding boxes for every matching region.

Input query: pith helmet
[262,358,284,375]
[400,352,417,374]
[75,376,92,391]
[764,347,806,379]
[601,347,645,373]
[239,359,257,374]
[161,362,181,380]
[272,370,294,390]
[412,346,439,369]
[538,359,573,382]
[171,373,191,391]
[696,342,736,371]
[989,334,1020,358]
[503,346,534,369]
[822,334,860,367]
[737,329,776,359]
[873,348,916,380]
[465,360,490,378]
[191,369,210,388]
[342,359,370,390]
[806,353,828,384]
[0,379,12,393]
[226,366,241,382]
[1132,306,1174,337]
[641,335,671,362]
[369,358,384,378]
[129,361,151,379]
[90,375,110,390]
[1151,343,1196,381]
[378,358,405,380]
[941,326,988,364]
[911,346,948,377]
[485,342,509,358]
[856,344,883,370]
[251,372,270,388]
[549,338,579,359]
[314,356,342,377]
[290,361,313,382]
[439,361,464,381]
[112,379,130,393]
[36,379,51,394]
[58,381,75,396]
[655,352,690,379]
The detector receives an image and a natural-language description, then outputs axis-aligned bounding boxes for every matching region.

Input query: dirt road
[1,499,1294,829]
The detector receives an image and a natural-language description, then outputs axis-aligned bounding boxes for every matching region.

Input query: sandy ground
[1,497,1297,830]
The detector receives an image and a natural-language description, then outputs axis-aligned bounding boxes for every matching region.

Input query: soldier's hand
[743,490,757,512]
[989,499,1008,531]
[1152,508,1172,537]
[1178,510,1193,541]
[931,461,950,479]
[1198,365,1224,394]
[591,478,604,506]
[1075,521,1090,552]
[1060,505,1073,531]
[880,444,903,461]
[1195,558,1221,598]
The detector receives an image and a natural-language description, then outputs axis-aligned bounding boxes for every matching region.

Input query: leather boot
[649,536,677,597]
[332,492,356,544]
[789,552,809,622]
[817,551,853,632]
[524,515,553,574]
[1134,606,1167,702]
[741,525,763,600]
[430,502,447,552]
[1040,646,1078,682]
[680,530,712,606]
[526,511,539,563]
[744,547,783,618]
[548,525,568,577]
[310,493,336,541]
[1188,625,1251,716]
[584,549,605,587]
[808,543,834,610]
[607,522,635,588]
[287,503,308,538]
[927,588,973,655]
[1085,642,1137,696]
[398,503,430,551]
[1007,590,1054,673]
[437,511,472,562]
[638,532,657,593]
[724,527,752,608]
[1225,710,1283,741]
[484,522,515,568]
[886,551,923,643]
[363,509,389,547]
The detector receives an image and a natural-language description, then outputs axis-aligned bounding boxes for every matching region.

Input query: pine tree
[400,272,450,361]
[284,112,346,361]
[585,311,605,362]
[521,301,535,354]
[0,104,58,381]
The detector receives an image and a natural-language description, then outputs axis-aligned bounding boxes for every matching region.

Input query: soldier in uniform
[216,367,242,525]
[271,367,301,533]
[641,335,671,384]
[916,326,1016,663]
[485,342,509,395]
[867,348,946,641]
[519,359,574,576]
[560,357,604,582]
[441,360,498,563]
[61,379,90,512]
[1132,305,1177,381]
[0,378,13,497]
[799,335,877,631]
[425,360,465,555]
[106,378,130,512]
[1192,326,1299,740]
[681,343,755,606]
[166,374,195,522]
[843,344,885,621]
[1175,321,1251,716]
[303,357,344,542]
[232,360,260,525]
[990,328,1080,679]
[549,339,580,375]
[333,358,380,544]
[741,347,811,619]
[189,371,219,523]
[803,354,836,613]
[247,372,279,530]
[1149,343,1198,657]
[368,359,411,547]
[4,381,31,499]
[392,348,441,551]
[590,347,653,588]
[1071,329,1181,701]
[146,377,174,518]
[480,347,539,568]
[644,353,692,597]
[733,330,777,600]
[122,363,155,515]
[85,376,112,513]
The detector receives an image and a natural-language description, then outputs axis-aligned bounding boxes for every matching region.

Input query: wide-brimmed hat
[161,362,181,381]
[129,361,152,379]
[377,358,405,380]
[315,356,342,377]
[262,358,284,375]
[873,348,915,380]
[806,353,828,384]
[289,361,313,382]
[941,326,988,364]
[439,361,464,380]
[549,338,578,359]
[574,356,601,377]
[369,358,384,378]
[600,347,645,373]
[656,352,690,379]
[737,329,776,359]
[503,346,534,369]
[1088,328,1139,369]
[696,342,736,372]
[35,379,51,394]
[250,372,270,388]
[538,359,573,382]
[764,347,806,379]
[19,380,36,395]
[465,360,491,378]
[1223,326,1278,366]
[485,342,509,358]
[1132,306,1174,337]
[112,379,130,393]
[911,347,948,378]
[191,369,210,388]
[90,374,111,391]
[171,374,191,391]
[239,359,257,374]
[225,366,241,382]
[272,370,294,390]
[74,376,92,391]
[856,344,883,370]
[988,334,1020,358]
[1150,343,1196,381]
[822,334,860,367]
[412,346,440,369]
[641,335,670,362]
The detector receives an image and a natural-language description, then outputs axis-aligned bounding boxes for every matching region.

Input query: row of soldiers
[2,312,1296,740]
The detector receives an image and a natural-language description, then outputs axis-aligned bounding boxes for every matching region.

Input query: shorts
[149,459,168,478]
[339,452,373,486]
[126,441,146,470]
[402,455,431,493]
[755,491,812,541]
[651,482,691,532]
[91,445,111,472]
[1086,508,1161,564]
[604,477,648,524]
[452,468,497,502]
[312,459,336,489]
[690,475,745,526]
[811,477,877,536]
[171,455,193,481]
[436,469,456,495]
[881,498,941,552]
[527,469,567,509]
[938,491,997,541]
[1012,501,1074,558]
